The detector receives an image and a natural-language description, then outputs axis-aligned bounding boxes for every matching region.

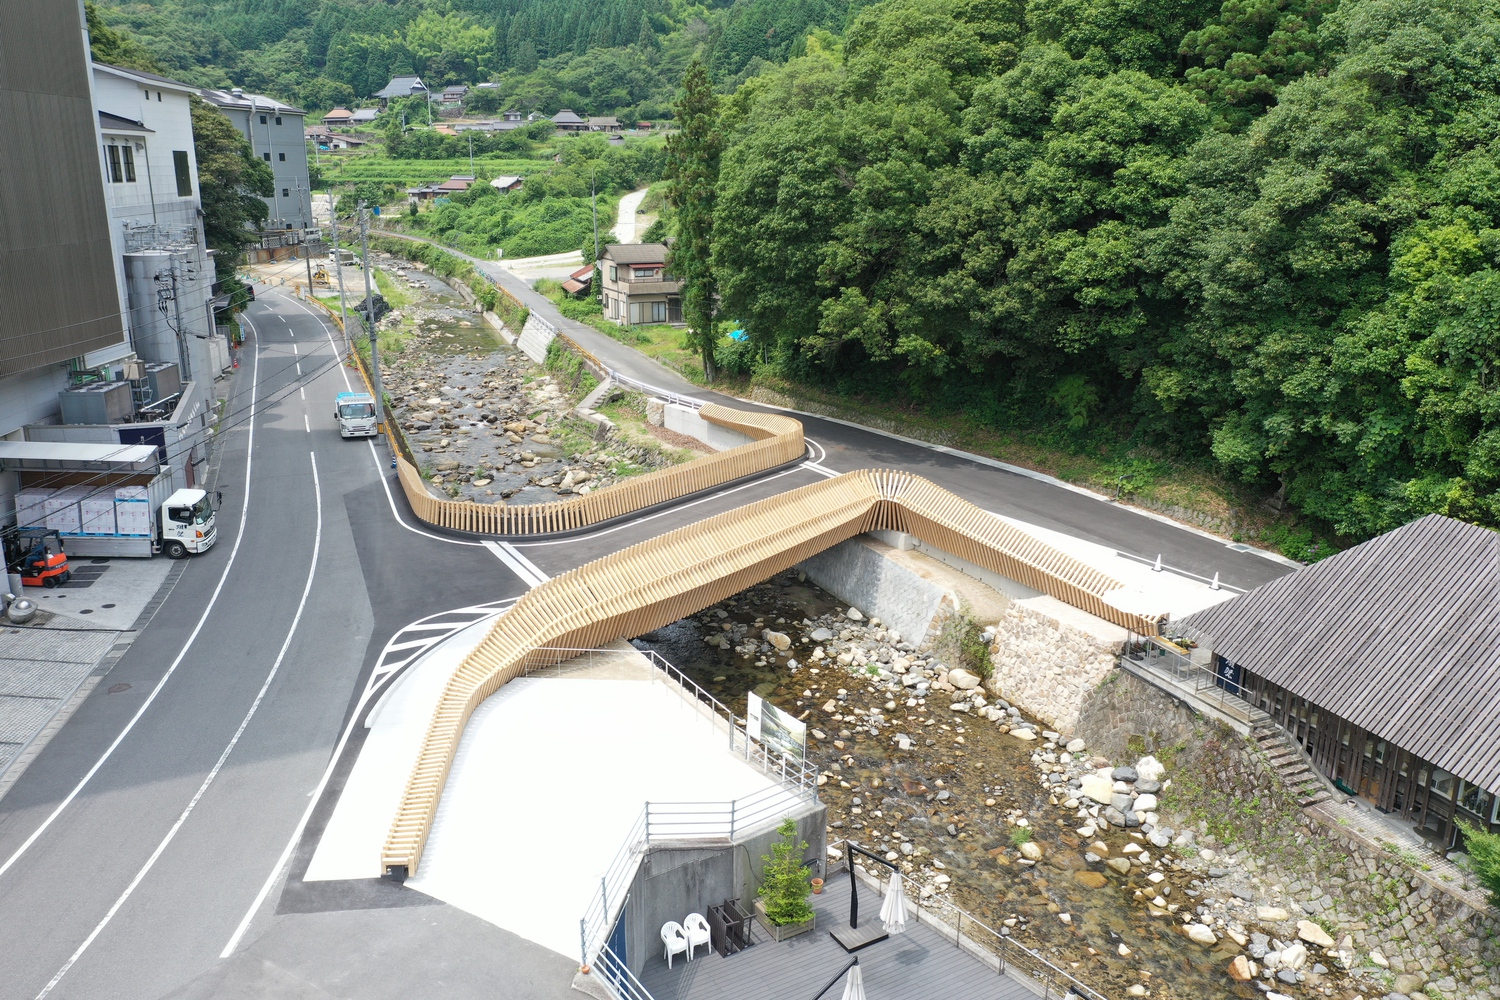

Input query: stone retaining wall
[1079,668,1500,999]
[984,604,1123,736]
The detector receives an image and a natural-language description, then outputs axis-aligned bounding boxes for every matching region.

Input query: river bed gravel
[633,571,1388,1000]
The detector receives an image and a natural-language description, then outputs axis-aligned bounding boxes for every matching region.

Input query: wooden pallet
[379,469,1166,878]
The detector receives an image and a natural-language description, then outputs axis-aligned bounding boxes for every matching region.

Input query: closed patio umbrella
[840,962,866,1000]
[879,873,908,935]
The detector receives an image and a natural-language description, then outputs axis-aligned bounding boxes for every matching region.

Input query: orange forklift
[4,527,71,588]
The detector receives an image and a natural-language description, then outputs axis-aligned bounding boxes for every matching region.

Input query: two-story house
[600,243,683,326]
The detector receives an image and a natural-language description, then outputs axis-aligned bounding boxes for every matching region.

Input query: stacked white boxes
[79,491,118,535]
[14,491,51,529]
[113,486,152,536]
[44,488,90,534]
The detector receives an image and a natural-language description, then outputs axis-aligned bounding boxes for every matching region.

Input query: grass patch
[1009,827,1033,846]
[372,269,413,311]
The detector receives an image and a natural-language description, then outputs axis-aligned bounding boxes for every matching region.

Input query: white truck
[335,391,379,438]
[15,481,217,558]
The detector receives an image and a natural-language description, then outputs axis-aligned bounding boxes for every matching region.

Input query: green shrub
[1458,820,1500,906]
[758,818,814,926]
[1009,827,1033,846]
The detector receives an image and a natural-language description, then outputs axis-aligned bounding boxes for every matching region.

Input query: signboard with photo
[747,692,807,760]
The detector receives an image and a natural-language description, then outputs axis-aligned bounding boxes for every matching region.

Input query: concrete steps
[1252,726,1332,807]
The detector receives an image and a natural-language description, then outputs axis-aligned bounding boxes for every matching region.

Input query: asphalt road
[0,270,1294,1000]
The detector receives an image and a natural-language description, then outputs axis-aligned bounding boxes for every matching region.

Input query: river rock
[1134,793,1159,812]
[763,630,791,651]
[811,627,834,642]
[1066,738,1086,753]
[1227,955,1252,981]
[1185,924,1217,946]
[1106,857,1131,875]
[1011,728,1037,742]
[1103,806,1127,827]
[1078,774,1113,803]
[1135,755,1166,782]
[1112,765,1138,783]
[1369,950,1389,968]
[1019,841,1043,861]
[1296,920,1334,949]
[1088,840,1109,857]
[846,607,864,621]
[1280,941,1308,970]
[1257,906,1290,922]
[948,668,982,690]
[1074,871,1108,889]
[1393,973,1426,994]
[1134,779,1162,794]
[1148,831,1170,848]
[1111,793,1133,812]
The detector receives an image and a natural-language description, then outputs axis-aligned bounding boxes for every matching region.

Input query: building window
[633,267,657,278]
[608,265,618,281]
[262,152,271,161]
[278,152,286,161]
[106,145,123,183]
[282,188,289,197]
[260,115,267,124]
[122,144,136,182]
[172,150,192,196]
[275,116,282,125]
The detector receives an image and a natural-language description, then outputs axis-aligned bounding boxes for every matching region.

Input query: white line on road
[299,387,304,400]
[482,541,549,587]
[38,452,326,998]
[279,292,484,547]
[219,597,517,957]
[304,414,310,433]
[295,361,302,376]
[0,328,267,883]
[292,343,298,355]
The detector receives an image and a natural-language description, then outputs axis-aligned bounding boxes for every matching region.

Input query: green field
[315,153,551,190]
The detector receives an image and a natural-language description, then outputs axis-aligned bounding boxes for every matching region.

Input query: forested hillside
[708,0,1500,538]
[93,0,860,118]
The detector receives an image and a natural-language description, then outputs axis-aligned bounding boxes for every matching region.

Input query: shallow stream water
[632,572,1346,1000]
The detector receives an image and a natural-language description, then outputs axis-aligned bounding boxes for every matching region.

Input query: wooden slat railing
[381,470,1164,878]
[395,403,804,536]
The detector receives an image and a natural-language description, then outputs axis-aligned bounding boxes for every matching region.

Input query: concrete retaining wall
[662,402,755,452]
[517,312,556,364]
[622,806,826,976]
[796,537,953,646]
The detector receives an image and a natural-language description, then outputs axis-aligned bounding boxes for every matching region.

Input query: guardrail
[393,401,803,536]
[843,852,1111,1000]
[380,469,1164,881]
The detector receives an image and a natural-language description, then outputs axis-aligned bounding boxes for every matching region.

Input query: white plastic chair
[661,921,689,969]
[683,912,711,960]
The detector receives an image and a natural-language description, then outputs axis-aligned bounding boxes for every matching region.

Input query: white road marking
[482,541,549,587]
[295,362,302,376]
[37,452,325,997]
[219,597,517,957]
[803,462,839,479]
[304,414,310,433]
[0,327,267,883]
[292,343,298,355]
[279,293,483,547]
[299,387,305,400]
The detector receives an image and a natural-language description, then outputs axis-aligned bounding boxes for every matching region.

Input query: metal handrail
[844,842,1111,1000]
[591,943,658,1000]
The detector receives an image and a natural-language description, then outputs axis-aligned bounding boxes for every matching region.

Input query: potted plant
[753,818,817,941]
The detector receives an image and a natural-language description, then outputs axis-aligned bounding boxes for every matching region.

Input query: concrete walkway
[613,186,649,244]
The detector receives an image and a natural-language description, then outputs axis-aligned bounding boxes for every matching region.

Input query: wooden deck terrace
[636,871,1044,1000]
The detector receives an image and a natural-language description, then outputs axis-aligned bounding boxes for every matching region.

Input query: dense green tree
[665,60,723,380]
[190,96,274,284]
[86,1,162,71]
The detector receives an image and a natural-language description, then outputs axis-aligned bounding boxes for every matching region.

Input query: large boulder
[1296,920,1335,949]
[947,668,982,690]
[1184,924,1217,946]
[1135,755,1166,782]
[1078,773,1114,803]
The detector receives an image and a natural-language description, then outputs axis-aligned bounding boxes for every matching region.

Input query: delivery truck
[14,480,217,558]
[335,391,379,438]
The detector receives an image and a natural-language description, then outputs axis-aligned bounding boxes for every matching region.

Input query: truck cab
[335,391,378,438]
[160,488,216,558]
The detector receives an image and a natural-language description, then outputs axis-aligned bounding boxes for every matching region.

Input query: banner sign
[746,692,807,760]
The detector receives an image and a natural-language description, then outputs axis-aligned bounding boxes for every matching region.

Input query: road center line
[0,324,266,883]
[36,451,326,1000]
[304,414,310,433]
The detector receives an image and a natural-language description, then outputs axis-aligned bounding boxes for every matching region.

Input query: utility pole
[359,201,380,422]
[303,239,314,297]
[329,192,350,352]
[591,170,599,262]
[168,260,192,380]
[468,133,474,176]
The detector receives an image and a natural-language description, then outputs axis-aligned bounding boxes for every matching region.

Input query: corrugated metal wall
[0,1,125,375]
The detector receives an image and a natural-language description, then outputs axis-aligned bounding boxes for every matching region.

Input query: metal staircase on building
[1251,724,1332,807]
